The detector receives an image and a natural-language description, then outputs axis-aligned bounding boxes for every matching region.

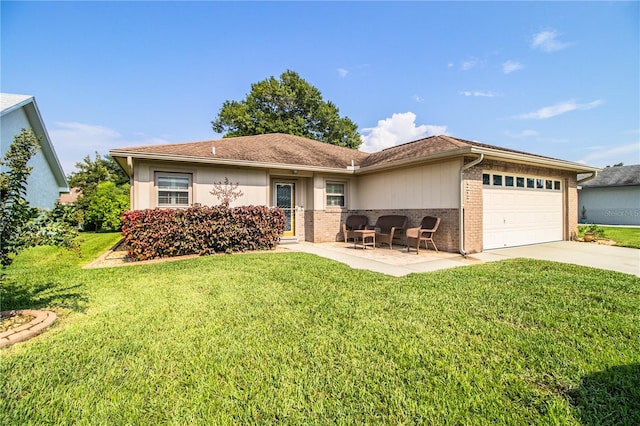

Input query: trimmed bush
[121,205,285,261]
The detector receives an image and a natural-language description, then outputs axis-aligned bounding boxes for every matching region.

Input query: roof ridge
[439,135,473,147]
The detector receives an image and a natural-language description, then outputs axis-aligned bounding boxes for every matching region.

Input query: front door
[275,182,295,237]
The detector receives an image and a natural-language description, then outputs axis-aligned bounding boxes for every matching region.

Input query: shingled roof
[114,133,369,169]
[580,165,640,188]
[111,132,598,173]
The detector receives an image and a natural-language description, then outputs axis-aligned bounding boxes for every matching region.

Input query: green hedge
[121,205,285,261]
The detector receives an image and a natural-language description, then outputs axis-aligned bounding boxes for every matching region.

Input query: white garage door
[483,174,563,250]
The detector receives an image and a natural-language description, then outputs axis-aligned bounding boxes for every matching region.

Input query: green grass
[605,227,640,248]
[582,226,640,249]
[1,234,639,424]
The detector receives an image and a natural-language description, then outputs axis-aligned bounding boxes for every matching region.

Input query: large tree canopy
[212,70,361,149]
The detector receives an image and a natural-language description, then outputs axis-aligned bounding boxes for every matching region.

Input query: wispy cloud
[531,30,571,52]
[461,57,482,71]
[337,68,349,78]
[461,90,501,98]
[504,129,539,138]
[49,121,171,175]
[412,95,424,103]
[513,100,604,120]
[360,112,447,153]
[577,142,640,167]
[502,60,524,74]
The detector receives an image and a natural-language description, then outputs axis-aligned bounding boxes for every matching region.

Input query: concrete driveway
[473,241,640,277]
[284,241,640,277]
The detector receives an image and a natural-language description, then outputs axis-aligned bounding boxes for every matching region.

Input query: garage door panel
[483,187,562,250]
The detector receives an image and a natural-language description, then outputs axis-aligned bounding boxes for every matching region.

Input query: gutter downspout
[459,154,484,257]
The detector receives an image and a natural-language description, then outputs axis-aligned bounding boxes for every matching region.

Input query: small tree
[84,181,130,231]
[210,177,243,206]
[0,129,41,266]
[67,152,129,230]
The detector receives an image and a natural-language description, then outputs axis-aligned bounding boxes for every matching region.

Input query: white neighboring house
[1,93,69,209]
[578,165,640,226]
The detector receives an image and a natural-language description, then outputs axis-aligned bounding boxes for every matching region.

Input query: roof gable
[1,93,69,190]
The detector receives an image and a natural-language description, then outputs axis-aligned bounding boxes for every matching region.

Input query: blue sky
[2,1,638,174]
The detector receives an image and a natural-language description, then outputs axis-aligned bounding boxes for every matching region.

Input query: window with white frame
[156,173,191,207]
[326,182,346,208]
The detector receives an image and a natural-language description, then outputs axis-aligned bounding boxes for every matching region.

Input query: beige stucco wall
[132,160,269,209]
[352,159,462,210]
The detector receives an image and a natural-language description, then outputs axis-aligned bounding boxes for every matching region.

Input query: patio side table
[353,229,376,249]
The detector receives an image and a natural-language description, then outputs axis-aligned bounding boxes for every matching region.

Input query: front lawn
[1,234,639,424]
[578,225,640,249]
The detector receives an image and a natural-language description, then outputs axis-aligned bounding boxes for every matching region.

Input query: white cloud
[502,60,524,74]
[504,129,539,138]
[461,58,481,71]
[531,30,571,52]
[337,68,349,77]
[461,90,501,98]
[576,142,640,167]
[514,99,604,119]
[412,95,424,103]
[447,62,454,68]
[49,121,171,175]
[360,112,447,153]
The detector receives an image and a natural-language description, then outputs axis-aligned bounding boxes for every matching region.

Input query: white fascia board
[469,146,601,173]
[24,99,69,189]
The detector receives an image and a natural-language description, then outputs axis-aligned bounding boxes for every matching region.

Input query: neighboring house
[1,93,69,209]
[578,165,640,226]
[110,133,599,253]
[58,187,81,205]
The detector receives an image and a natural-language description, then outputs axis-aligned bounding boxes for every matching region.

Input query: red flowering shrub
[121,205,285,261]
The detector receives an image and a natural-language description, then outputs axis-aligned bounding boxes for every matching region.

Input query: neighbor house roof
[580,165,640,188]
[1,93,69,191]
[110,133,599,175]
[0,93,33,113]
[58,187,82,204]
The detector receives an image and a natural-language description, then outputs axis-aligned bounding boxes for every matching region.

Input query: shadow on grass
[569,364,640,425]
[0,279,89,313]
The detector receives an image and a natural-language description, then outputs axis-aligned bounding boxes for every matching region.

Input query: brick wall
[302,159,579,252]
[308,208,460,252]
[294,207,305,241]
[566,174,578,240]
[462,165,483,254]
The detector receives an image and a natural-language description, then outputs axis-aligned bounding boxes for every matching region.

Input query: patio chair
[406,216,440,254]
[342,215,369,242]
[370,215,408,249]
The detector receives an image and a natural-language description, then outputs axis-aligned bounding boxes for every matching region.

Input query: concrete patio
[282,241,640,277]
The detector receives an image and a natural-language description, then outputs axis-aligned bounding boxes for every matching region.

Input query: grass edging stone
[0,310,57,348]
